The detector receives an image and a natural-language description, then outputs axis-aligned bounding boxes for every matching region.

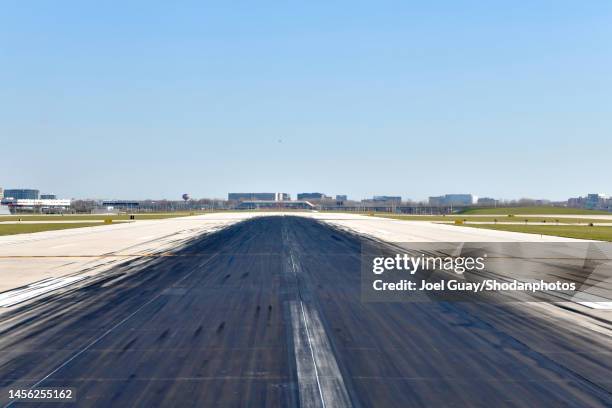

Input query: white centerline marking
[290,301,327,408]
[299,300,326,407]
[288,249,351,408]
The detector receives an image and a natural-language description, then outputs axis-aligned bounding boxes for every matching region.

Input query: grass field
[462,224,612,241]
[0,223,104,236]
[371,214,612,224]
[0,212,206,222]
[459,206,610,215]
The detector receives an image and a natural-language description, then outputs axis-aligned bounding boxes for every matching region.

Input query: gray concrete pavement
[311,213,586,242]
[1,212,581,296]
[0,213,259,294]
[0,216,610,407]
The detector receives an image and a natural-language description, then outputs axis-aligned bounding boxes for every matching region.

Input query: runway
[0,216,611,407]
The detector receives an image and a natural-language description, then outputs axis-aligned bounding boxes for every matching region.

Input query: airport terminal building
[228,193,290,201]
[1,188,70,213]
[236,200,314,210]
[297,192,331,201]
[1,198,72,212]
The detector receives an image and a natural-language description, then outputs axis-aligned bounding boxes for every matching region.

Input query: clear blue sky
[2,1,611,201]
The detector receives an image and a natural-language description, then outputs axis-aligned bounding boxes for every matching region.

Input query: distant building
[360,196,402,209]
[428,196,445,207]
[3,189,39,200]
[477,197,498,206]
[567,196,583,208]
[1,188,71,213]
[228,193,290,202]
[586,193,608,210]
[445,194,476,205]
[372,196,402,204]
[236,200,314,210]
[336,195,348,201]
[1,199,71,211]
[0,188,6,214]
[101,201,139,210]
[568,193,611,211]
[297,192,330,201]
[429,194,477,207]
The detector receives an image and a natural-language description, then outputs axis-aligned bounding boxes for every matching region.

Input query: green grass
[371,214,612,224]
[0,223,104,236]
[462,224,612,241]
[0,212,207,222]
[458,206,610,215]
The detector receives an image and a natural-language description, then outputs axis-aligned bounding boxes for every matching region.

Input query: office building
[477,197,498,206]
[445,194,476,205]
[428,196,444,206]
[3,189,39,200]
[586,193,608,209]
[429,194,476,206]
[40,194,57,199]
[372,196,402,204]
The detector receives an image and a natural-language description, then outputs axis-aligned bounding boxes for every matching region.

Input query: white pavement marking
[288,252,351,408]
[290,301,326,408]
[577,302,612,310]
[0,276,87,307]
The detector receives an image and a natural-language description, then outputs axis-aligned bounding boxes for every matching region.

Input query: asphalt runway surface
[0,216,611,407]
